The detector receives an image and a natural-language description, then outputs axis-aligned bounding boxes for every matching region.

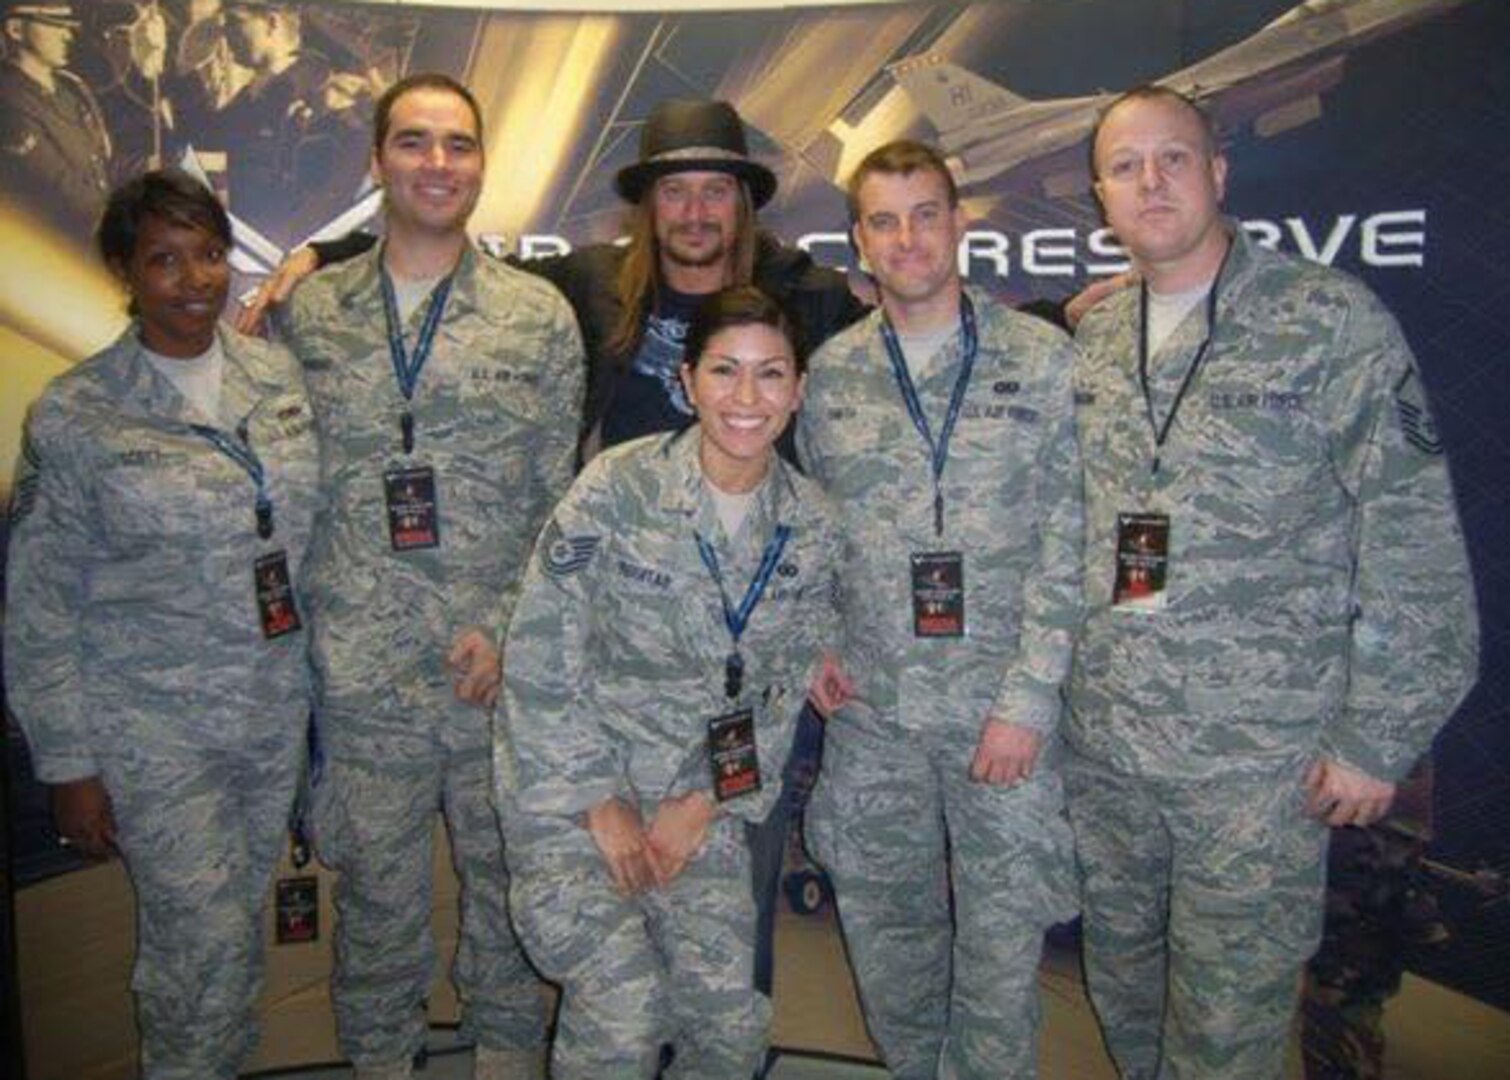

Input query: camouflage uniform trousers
[313,678,547,1066]
[508,813,770,1080]
[807,720,1075,1080]
[104,732,302,1080]
[1065,751,1327,1080]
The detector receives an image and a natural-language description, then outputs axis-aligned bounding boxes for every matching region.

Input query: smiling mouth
[721,415,769,431]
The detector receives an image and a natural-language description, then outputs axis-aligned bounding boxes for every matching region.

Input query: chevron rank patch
[540,518,600,578]
[1394,370,1443,455]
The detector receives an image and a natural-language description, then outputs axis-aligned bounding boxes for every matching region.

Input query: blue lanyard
[380,264,454,454]
[187,421,274,539]
[695,523,792,699]
[1136,242,1230,477]
[878,294,979,537]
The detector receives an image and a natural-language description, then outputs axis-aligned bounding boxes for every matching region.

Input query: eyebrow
[705,352,793,365]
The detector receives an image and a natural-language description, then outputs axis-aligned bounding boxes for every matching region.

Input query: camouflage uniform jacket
[5,326,320,783]
[501,428,843,827]
[797,288,1084,742]
[278,243,584,689]
[1070,226,1478,783]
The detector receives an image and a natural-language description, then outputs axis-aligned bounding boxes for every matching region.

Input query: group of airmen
[3,40,1479,1080]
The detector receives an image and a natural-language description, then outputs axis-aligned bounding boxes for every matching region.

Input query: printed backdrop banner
[2,0,1507,1010]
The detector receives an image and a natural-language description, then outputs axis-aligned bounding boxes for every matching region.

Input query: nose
[1138,156,1165,192]
[691,193,719,222]
[734,369,760,405]
[185,256,219,290]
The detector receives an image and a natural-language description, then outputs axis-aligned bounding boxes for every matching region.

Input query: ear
[370,147,383,188]
[849,222,870,275]
[951,202,969,237]
[1210,152,1229,203]
[792,370,809,413]
[679,363,698,413]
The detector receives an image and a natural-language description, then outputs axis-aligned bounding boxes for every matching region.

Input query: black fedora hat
[614,99,777,209]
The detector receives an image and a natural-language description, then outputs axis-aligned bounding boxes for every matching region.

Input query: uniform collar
[108,324,264,428]
[657,425,799,534]
[338,239,483,323]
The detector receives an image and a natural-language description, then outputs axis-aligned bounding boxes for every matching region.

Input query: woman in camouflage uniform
[498,287,849,1080]
[4,167,321,1080]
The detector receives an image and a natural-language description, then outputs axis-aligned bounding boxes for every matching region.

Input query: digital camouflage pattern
[1070,227,1478,786]
[499,428,842,1079]
[1068,227,1478,1080]
[797,290,1082,1080]
[278,243,583,1067]
[1065,754,1326,1080]
[5,326,321,1080]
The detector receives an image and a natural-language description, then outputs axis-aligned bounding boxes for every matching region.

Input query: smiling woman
[100,187,231,360]
[4,167,323,1079]
[680,288,808,495]
[497,289,849,1080]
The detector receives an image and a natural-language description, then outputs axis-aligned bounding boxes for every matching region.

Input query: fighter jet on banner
[891,0,1471,197]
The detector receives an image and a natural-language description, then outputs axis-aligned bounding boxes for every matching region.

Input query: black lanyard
[187,421,274,539]
[1136,254,1227,477]
[380,264,454,455]
[879,294,979,537]
[695,523,793,700]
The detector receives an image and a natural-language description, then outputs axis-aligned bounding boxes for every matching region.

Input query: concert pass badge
[708,707,761,803]
[275,876,319,944]
[911,551,965,637]
[384,464,440,550]
[254,551,302,639]
[1113,512,1170,611]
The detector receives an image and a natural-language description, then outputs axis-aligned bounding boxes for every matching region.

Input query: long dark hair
[609,180,759,359]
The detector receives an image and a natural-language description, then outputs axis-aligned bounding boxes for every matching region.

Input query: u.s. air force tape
[541,518,600,578]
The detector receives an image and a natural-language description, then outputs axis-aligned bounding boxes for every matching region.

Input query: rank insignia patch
[541,518,600,578]
[1394,372,1443,455]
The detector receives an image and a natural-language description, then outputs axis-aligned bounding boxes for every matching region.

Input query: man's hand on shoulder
[1063,269,1138,331]
[235,246,321,335]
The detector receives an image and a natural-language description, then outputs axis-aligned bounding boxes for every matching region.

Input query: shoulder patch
[1394,371,1443,455]
[540,518,600,578]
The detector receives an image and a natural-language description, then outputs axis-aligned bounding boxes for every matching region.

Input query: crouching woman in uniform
[4,168,321,1080]
[497,286,851,1080]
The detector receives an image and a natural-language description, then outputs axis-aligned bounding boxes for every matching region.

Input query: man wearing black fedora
[239,95,865,1003]
[243,96,865,461]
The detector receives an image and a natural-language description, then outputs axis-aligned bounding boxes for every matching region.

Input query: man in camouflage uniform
[0,1,111,244]
[278,74,583,1080]
[1068,86,1478,1080]
[798,140,1082,1080]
